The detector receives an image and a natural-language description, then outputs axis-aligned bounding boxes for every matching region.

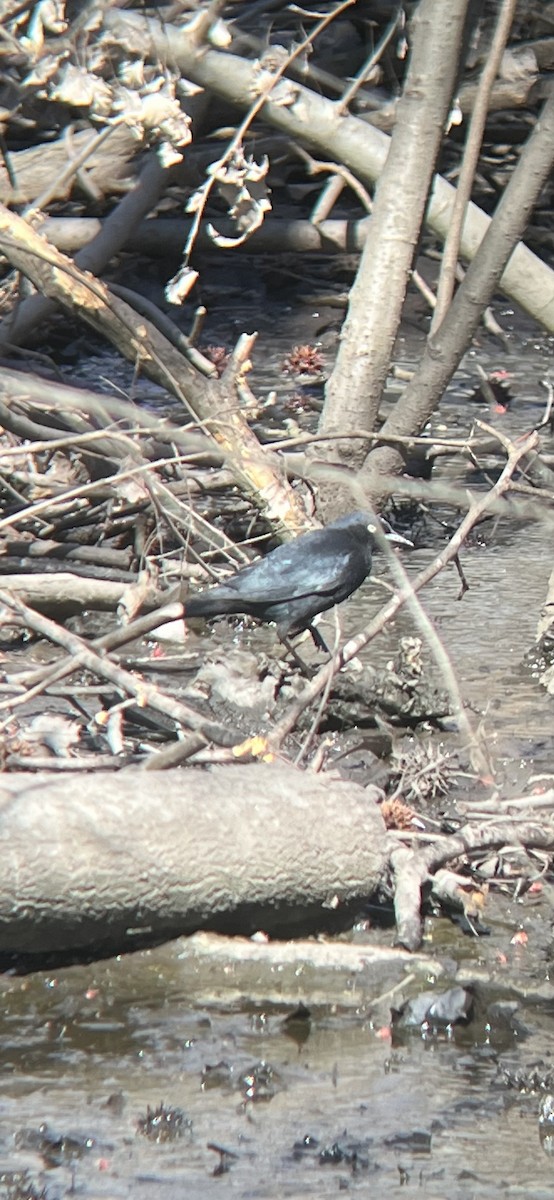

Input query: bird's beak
[381,521,413,548]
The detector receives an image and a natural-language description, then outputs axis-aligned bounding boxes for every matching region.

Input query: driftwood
[0,572,159,615]
[171,931,443,1011]
[0,125,139,206]
[0,764,387,968]
[40,214,372,257]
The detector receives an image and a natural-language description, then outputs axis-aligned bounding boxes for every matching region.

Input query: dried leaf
[50,63,112,113]
[207,147,271,247]
[37,0,66,34]
[186,181,209,214]
[208,18,232,49]
[22,53,60,89]
[118,59,146,89]
[250,46,299,106]
[22,0,67,53]
[112,80,192,151]
[165,266,199,306]
[158,140,184,169]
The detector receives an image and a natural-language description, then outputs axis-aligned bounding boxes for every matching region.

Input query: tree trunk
[316,0,469,484]
[364,87,554,498]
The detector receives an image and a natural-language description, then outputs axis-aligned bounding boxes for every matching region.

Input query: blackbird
[185,511,410,654]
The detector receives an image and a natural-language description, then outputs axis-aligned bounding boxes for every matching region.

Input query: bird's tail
[185,588,242,618]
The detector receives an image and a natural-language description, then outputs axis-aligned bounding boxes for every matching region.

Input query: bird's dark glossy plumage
[185,511,409,650]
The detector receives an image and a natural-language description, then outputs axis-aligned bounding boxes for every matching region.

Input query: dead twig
[0,601,188,702]
[0,591,235,748]
[392,813,554,950]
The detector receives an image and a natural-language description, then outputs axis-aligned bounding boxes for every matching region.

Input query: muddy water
[2,301,553,1198]
[2,930,554,1198]
[346,517,553,788]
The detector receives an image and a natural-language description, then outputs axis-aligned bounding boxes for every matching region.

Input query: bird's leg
[279,636,315,677]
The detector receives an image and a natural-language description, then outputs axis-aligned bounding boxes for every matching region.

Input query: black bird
[185,511,410,655]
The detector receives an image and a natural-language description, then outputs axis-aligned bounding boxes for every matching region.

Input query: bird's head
[334,511,412,549]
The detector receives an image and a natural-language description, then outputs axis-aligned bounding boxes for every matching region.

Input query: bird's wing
[229,538,359,604]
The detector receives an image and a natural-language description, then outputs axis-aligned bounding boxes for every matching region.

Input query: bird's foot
[308,623,330,654]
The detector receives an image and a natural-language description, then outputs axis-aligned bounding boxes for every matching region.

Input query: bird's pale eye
[367,523,377,534]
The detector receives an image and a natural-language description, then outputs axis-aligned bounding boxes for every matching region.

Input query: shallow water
[2,928,554,1199]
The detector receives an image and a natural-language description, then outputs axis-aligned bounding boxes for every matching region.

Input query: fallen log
[0,572,159,614]
[0,126,138,206]
[0,764,387,970]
